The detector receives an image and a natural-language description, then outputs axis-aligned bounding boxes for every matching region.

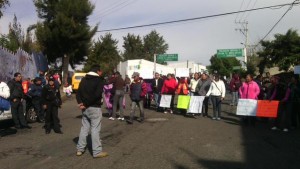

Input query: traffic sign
[156,54,178,62]
[217,49,244,58]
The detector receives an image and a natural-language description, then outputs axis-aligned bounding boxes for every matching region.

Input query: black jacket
[76,72,104,108]
[7,79,24,101]
[28,83,43,98]
[41,84,61,106]
[151,78,164,94]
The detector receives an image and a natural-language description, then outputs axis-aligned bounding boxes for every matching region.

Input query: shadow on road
[0,120,17,137]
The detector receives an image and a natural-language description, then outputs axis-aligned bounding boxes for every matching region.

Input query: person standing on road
[108,71,126,121]
[239,74,260,126]
[195,72,211,117]
[206,74,226,120]
[161,73,177,114]
[189,73,200,96]
[42,76,62,134]
[151,72,164,112]
[7,73,32,129]
[126,72,147,124]
[28,77,45,122]
[229,74,241,106]
[76,65,108,158]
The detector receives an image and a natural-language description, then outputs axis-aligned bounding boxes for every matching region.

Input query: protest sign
[177,95,190,109]
[159,95,172,108]
[294,65,300,74]
[175,68,189,77]
[187,96,205,113]
[236,99,257,116]
[256,100,279,118]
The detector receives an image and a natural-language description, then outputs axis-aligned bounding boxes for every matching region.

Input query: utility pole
[235,21,249,69]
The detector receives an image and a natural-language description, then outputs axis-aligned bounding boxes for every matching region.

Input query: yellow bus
[72,73,86,91]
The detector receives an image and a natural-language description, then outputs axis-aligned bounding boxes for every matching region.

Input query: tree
[258,29,300,72]
[5,14,24,52]
[0,0,9,18]
[34,0,97,83]
[143,30,168,61]
[122,33,144,61]
[207,55,241,77]
[84,33,121,74]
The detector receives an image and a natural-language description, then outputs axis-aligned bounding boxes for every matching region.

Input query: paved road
[0,94,300,169]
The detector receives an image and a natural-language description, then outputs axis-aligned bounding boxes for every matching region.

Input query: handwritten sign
[256,100,279,118]
[159,95,172,108]
[188,96,205,113]
[177,95,190,109]
[175,68,189,77]
[236,99,257,116]
[294,65,300,74]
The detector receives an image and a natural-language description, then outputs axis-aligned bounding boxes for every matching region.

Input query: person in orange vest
[22,78,31,95]
[176,77,189,115]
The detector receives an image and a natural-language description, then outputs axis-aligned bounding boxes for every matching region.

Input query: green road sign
[233,66,241,70]
[217,49,244,58]
[156,54,178,62]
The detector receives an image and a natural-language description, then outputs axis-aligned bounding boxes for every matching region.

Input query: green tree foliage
[5,15,24,52]
[34,0,97,82]
[84,33,121,74]
[258,29,300,72]
[208,55,241,77]
[122,33,144,61]
[0,0,9,18]
[143,30,168,61]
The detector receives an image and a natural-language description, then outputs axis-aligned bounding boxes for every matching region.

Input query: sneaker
[212,117,216,120]
[283,128,289,132]
[271,126,278,130]
[170,110,173,114]
[216,117,221,121]
[94,152,108,158]
[108,117,115,121]
[76,151,84,156]
[117,117,125,121]
[164,111,168,114]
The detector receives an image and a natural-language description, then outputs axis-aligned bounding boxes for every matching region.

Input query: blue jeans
[231,92,239,105]
[154,93,160,107]
[211,96,222,118]
[77,107,102,157]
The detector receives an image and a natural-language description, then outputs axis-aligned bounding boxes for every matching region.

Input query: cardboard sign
[188,96,205,113]
[294,65,300,74]
[177,95,190,109]
[175,68,189,77]
[236,99,257,116]
[159,95,172,108]
[256,100,279,118]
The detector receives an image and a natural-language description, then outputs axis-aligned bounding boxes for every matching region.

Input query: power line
[97,2,300,33]
[239,0,253,22]
[235,0,246,22]
[256,0,299,45]
[244,0,258,20]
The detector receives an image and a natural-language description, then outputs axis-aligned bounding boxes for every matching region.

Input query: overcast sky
[0,0,300,66]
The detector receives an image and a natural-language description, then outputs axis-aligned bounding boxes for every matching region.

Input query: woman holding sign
[239,74,260,126]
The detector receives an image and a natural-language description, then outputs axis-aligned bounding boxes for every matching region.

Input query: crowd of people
[0,70,64,134]
[1,65,300,158]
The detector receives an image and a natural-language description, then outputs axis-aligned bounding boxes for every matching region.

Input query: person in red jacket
[127,72,147,124]
[161,73,177,114]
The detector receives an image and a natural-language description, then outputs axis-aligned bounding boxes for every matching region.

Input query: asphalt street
[0,94,300,169]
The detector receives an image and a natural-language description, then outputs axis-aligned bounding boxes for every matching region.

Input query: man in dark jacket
[76,65,108,158]
[151,72,164,111]
[28,77,44,122]
[195,72,211,117]
[108,71,125,121]
[7,72,31,129]
[127,72,147,124]
[41,76,62,134]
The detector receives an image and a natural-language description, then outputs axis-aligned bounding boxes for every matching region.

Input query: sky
[0,0,300,66]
